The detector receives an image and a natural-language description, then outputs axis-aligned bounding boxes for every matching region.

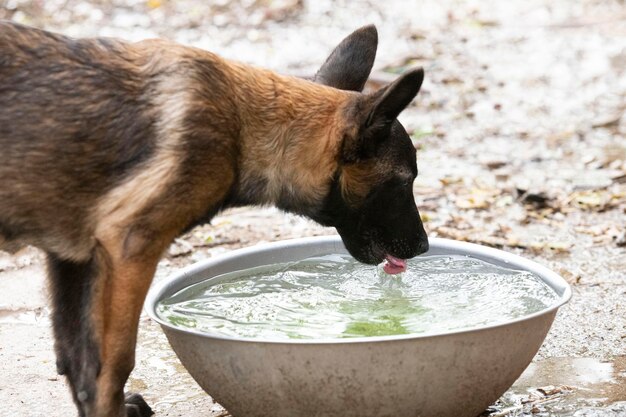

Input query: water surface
[157,254,559,340]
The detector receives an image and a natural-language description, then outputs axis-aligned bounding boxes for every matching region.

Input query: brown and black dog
[0,21,428,416]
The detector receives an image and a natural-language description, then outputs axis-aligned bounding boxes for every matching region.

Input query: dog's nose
[416,237,429,255]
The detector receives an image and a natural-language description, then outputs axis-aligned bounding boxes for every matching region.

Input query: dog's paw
[125,393,154,417]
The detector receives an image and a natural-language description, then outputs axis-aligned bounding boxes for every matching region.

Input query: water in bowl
[156,254,560,340]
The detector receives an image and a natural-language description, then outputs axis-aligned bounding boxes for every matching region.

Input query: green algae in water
[156,254,559,340]
[344,316,409,337]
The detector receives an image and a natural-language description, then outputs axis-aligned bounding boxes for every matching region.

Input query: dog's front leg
[89,230,169,417]
[49,232,164,417]
[93,258,159,416]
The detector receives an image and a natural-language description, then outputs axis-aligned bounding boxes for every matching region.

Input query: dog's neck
[139,42,356,216]
[224,62,354,215]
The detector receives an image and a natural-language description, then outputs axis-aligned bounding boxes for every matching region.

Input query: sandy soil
[0,0,624,416]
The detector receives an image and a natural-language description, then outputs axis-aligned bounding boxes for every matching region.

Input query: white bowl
[146,236,571,417]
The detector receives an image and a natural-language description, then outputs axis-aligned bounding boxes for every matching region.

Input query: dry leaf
[455,188,500,209]
[147,0,162,9]
[529,241,572,253]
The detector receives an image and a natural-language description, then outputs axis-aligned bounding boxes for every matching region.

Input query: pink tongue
[383,255,407,275]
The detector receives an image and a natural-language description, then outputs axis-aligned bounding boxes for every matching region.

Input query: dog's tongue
[383,254,407,275]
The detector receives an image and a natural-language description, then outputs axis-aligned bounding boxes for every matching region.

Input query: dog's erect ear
[366,67,424,128]
[343,68,424,162]
[314,25,378,92]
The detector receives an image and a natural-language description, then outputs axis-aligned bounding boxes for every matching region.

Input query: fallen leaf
[558,268,582,284]
[538,385,574,397]
[168,238,194,257]
[612,173,626,184]
[529,241,572,253]
[439,176,464,186]
[574,224,608,237]
[455,188,500,209]
[591,113,622,129]
[567,190,622,211]
[147,0,162,9]
[484,160,507,170]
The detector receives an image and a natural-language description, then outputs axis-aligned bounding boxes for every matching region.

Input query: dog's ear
[366,67,424,128]
[343,68,424,162]
[314,25,378,92]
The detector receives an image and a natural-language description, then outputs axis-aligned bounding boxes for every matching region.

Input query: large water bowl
[145,236,571,417]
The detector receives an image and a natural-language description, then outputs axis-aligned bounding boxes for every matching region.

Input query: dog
[0,21,429,416]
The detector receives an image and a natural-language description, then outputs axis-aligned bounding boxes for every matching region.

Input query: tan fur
[92,249,163,417]
[93,38,354,222]
[339,159,414,208]
[339,160,381,206]
[227,63,355,206]
[92,72,191,256]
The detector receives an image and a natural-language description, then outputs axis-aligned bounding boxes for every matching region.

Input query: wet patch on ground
[485,356,626,416]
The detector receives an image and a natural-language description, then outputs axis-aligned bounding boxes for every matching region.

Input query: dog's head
[310,25,429,270]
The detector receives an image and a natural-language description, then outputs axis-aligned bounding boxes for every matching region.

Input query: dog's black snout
[397,234,429,260]
[416,236,429,256]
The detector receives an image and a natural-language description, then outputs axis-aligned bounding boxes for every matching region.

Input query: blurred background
[0,1,625,416]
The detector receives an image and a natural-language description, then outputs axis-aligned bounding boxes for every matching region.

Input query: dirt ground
[0,0,625,416]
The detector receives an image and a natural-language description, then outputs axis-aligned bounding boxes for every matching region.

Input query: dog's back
[0,22,164,257]
[0,21,348,259]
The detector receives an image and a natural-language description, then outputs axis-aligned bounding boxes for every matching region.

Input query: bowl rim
[145,235,572,345]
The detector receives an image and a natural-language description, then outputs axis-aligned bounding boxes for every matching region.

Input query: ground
[0,0,625,416]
